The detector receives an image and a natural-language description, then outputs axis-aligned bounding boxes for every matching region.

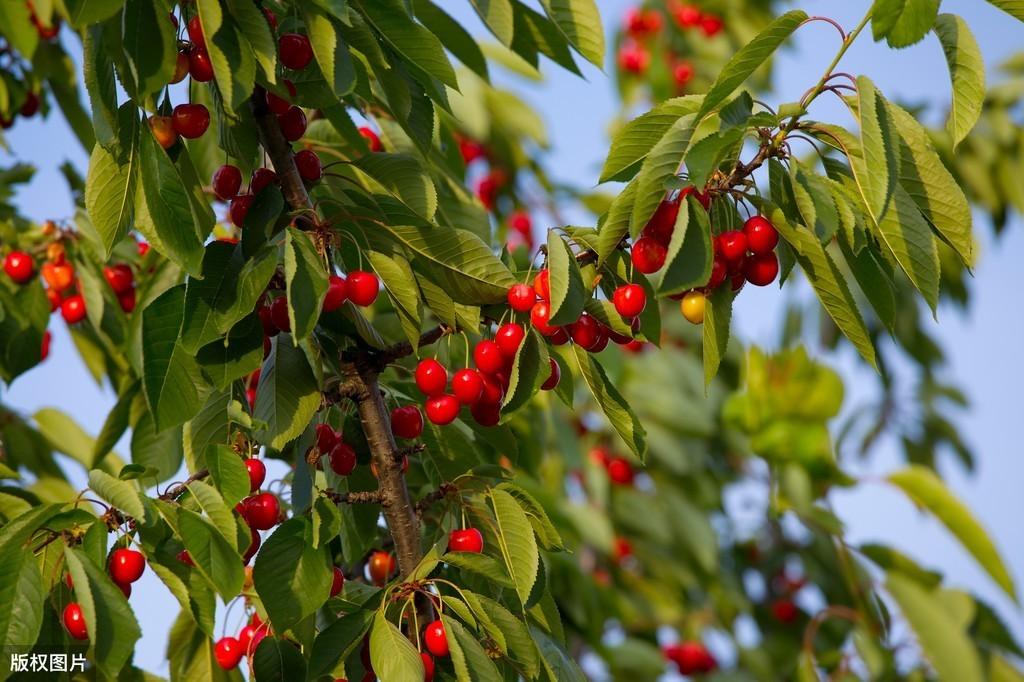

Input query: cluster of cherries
[588,446,637,486]
[253,270,380,345]
[618,2,724,87]
[314,423,359,478]
[214,611,273,670]
[61,547,147,641]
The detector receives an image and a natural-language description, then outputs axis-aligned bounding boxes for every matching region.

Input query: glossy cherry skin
[570,315,600,350]
[316,423,340,453]
[425,395,460,426]
[494,324,526,360]
[40,330,51,361]
[170,50,189,84]
[415,358,448,397]
[606,456,634,485]
[612,284,647,318]
[245,458,266,492]
[4,251,34,283]
[187,15,205,47]
[423,620,449,657]
[631,237,667,274]
[359,127,382,152]
[244,492,280,530]
[214,636,243,670]
[171,103,210,139]
[744,251,779,286]
[701,14,724,37]
[238,624,260,655]
[717,230,748,262]
[277,106,307,142]
[279,33,314,70]
[771,598,799,624]
[665,641,716,675]
[109,548,146,584]
[63,603,88,640]
[507,283,536,312]
[346,271,379,306]
[470,400,501,427]
[322,275,348,312]
[743,215,779,254]
[707,256,728,289]
[250,167,278,195]
[532,269,550,300]
[266,89,291,115]
[229,194,254,227]
[474,339,506,374]
[330,566,345,597]
[294,149,322,182]
[421,653,435,682]
[448,528,484,553]
[61,295,87,325]
[451,368,484,405]
[42,262,75,292]
[642,198,680,244]
[212,164,242,201]
[329,442,357,476]
[188,47,215,82]
[244,526,260,565]
[148,115,178,149]
[103,264,134,295]
[541,358,560,391]
[530,301,558,336]
[367,550,396,585]
[391,405,424,439]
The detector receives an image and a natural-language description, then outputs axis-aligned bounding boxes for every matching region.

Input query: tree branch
[158,469,209,501]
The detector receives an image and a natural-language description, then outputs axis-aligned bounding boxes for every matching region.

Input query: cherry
[425,395,460,426]
[229,194,254,228]
[172,103,210,139]
[771,598,799,624]
[245,458,266,492]
[717,230,748,262]
[452,368,484,405]
[612,284,646,318]
[624,339,645,353]
[109,548,146,584]
[138,240,150,257]
[61,295,87,325]
[244,526,261,565]
[4,251,34,283]
[743,215,779,254]
[188,47,215,82]
[680,290,705,325]
[149,115,178,149]
[359,127,382,152]
[294,149,322,182]
[476,173,500,210]
[279,33,314,70]
[423,620,449,658]
[277,106,307,141]
[269,296,290,332]
[530,301,557,336]
[187,15,205,48]
[448,528,484,553]
[103,264,134,294]
[346,271,379,306]
[391,405,424,439]
[707,255,727,289]
[570,315,600,350]
[415,359,448,397]
[507,283,536,312]
[458,137,485,164]
[587,326,610,353]
[674,4,701,27]
[214,636,243,670]
[266,89,291,115]
[40,330,51,361]
[618,41,649,74]
[316,423,340,453]
[631,237,667,274]
[474,339,507,374]
[329,442,356,476]
[238,624,260,655]
[330,566,345,597]
[323,274,348,312]
[470,400,501,426]
[42,262,75,291]
[642,198,680,244]
[20,91,40,117]
[549,325,571,346]
[532,269,550,300]
[744,251,779,287]
[245,492,280,530]
[673,61,695,87]
[701,14,724,37]
[665,641,716,675]
[171,50,189,84]
[367,550,396,585]
[421,653,435,682]
[508,210,531,235]
[119,289,137,313]
[212,164,242,201]
[606,456,634,485]
[613,536,633,561]
[541,358,560,391]
[731,271,746,292]
[250,167,278,195]
[262,7,278,31]
[63,603,88,640]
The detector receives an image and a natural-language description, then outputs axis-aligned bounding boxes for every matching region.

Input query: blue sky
[2,0,1021,675]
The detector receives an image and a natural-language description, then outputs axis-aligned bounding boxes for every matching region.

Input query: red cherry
[701,14,724,37]
[541,358,560,391]
[679,185,712,210]
[665,641,716,675]
[707,256,728,289]
[171,103,210,139]
[631,237,667,274]
[279,33,314,70]
[367,550,396,585]
[617,41,649,73]
[612,284,646,318]
[346,271,379,306]
[330,566,345,597]
[61,295,87,325]
[40,330,51,361]
[448,528,484,553]
[474,339,506,375]
[245,458,266,492]
[451,368,484,405]
[41,262,75,292]
[391,405,424,439]
[149,115,178,149]
[62,603,88,640]
[772,598,799,624]
[421,652,435,682]
[119,289,138,313]
[744,252,779,287]
[613,536,633,561]
[642,198,680,244]
[570,315,600,350]
[494,324,525,360]
[359,127,382,152]
[743,216,779,254]
[415,359,448,396]
[673,60,695,87]
[470,400,501,426]
[532,269,550,300]
[187,15,205,48]
[507,283,536,312]
[46,287,61,312]
[170,50,189,85]
[245,493,280,530]
[606,457,634,485]
[530,301,557,336]
[215,636,243,670]
[269,296,290,333]
[19,91,40,117]
[250,167,278,195]
[109,548,146,584]
[329,442,357,476]
[316,423,340,453]
[425,395,460,426]
[323,275,348,312]
[177,550,195,566]
[717,230,748,262]
[188,47,215,82]
[230,194,254,227]
[238,624,259,655]
[4,251,35,283]
[277,106,307,142]
[674,4,701,27]
[212,165,242,201]
[103,264,134,295]
[266,89,290,115]
[294,149,322,182]
[508,210,532,235]
[423,620,449,658]
[262,7,278,31]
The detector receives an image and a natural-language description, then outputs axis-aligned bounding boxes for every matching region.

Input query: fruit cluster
[214,612,271,670]
[617,2,724,89]
[62,547,147,641]
[588,446,637,486]
[314,423,358,477]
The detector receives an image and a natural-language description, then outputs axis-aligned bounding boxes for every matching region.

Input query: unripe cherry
[415,359,448,397]
[680,290,705,325]
[474,339,506,374]
[451,368,484,405]
[323,274,348,312]
[507,283,535,312]
[346,271,379,306]
[612,284,646,318]
[631,237,667,274]
[170,50,189,84]
[391,405,424,439]
[367,550,396,585]
[425,395,460,425]
[532,269,550,300]
[148,115,178,149]
[212,164,242,201]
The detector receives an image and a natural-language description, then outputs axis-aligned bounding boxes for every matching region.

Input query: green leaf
[629,114,697,236]
[490,488,540,607]
[659,196,713,296]
[83,24,119,149]
[182,389,233,471]
[64,0,125,27]
[206,445,251,509]
[308,608,375,680]
[186,480,239,549]
[1,557,44,655]
[33,407,104,471]
[685,126,745,188]
[304,7,355,97]
[87,469,145,520]
[442,552,514,587]
[85,107,139,258]
[252,636,308,681]
[284,228,329,342]
[539,0,604,67]
[253,518,332,632]
[0,2,39,56]
[888,465,1017,601]
[859,543,942,588]
[195,314,265,389]
[503,329,549,414]
[469,0,515,46]
[871,0,940,48]
[414,0,489,82]
[122,0,177,99]
[885,571,984,680]
[934,13,985,147]
[546,232,587,326]
[571,345,647,459]
[600,98,704,183]
[497,482,564,551]
[354,153,438,222]
[473,594,541,676]
[445,615,504,681]
[197,0,256,113]
[876,184,941,312]
[854,76,900,227]
[369,611,424,682]
[532,626,587,681]
[984,1,1024,22]
[253,335,322,450]
[365,250,423,351]
[359,0,458,89]
[596,180,636,265]
[92,381,138,467]
[157,500,245,602]
[701,284,733,387]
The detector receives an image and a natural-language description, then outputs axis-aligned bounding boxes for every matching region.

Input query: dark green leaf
[252,636,308,682]
[546,232,587,326]
[284,228,329,342]
[571,345,647,459]
[253,335,321,450]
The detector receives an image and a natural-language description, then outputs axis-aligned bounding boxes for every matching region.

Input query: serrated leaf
[122,0,177,100]
[497,482,564,551]
[197,0,256,113]
[355,153,438,222]
[308,608,375,680]
[934,13,985,147]
[253,518,332,632]
[252,635,308,681]
[984,1,1024,22]
[876,184,941,312]
[369,611,424,682]
[571,345,647,458]
[254,335,321,450]
[415,0,489,82]
[547,232,587,325]
[629,114,697,236]
[88,469,145,520]
[701,284,733,386]
[85,107,138,258]
[157,501,245,601]
[442,552,514,587]
[539,0,604,67]
[685,126,745,188]
[502,329,549,414]
[470,0,514,45]
[659,196,712,296]
[226,0,277,82]
[445,615,504,681]
[872,0,940,48]
[91,381,138,468]
[854,76,900,227]
[206,445,251,509]
[185,480,238,549]
[285,228,329,342]
[366,250,423,350]
[596,180,636,265]
[490,488,540,607]
[359,0,458,89]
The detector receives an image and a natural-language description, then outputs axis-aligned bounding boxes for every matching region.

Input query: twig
[158,469,209,501]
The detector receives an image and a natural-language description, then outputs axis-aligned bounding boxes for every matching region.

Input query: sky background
[1,0,1021,677]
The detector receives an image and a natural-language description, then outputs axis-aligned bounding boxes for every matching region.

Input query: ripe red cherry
[744,252,779,286]
[346,271,379,306]
[262,7,278,31]
[245,458,266,492]
[250,167,278,195]
[269,296,290,332]
[631,237,667,274]
[470,400,501,426]
[266,89,290,115]
[530,301,557,336]
[245,493,280,530]
[212,164,242,201]
[606,457,634,485]
[474,339,506,374]
[421,653,435,682]
[177,550,195,566]
[323,275,348,312]
[771,598,799,624]
[717,230,748,262]
[277,106,307,142]
[149,115,178,149]
[612,284,646,318]
[665,641,716,675]
[423,620,449,657]
[448,528,484,553]
[187,15,205,48]
[279,33,314,70]
[316,423,340,453]
[509,210,531,235]
[214,636,243,670]
[63,603,88,640]
[494,324,525,360]
[61,295,87,325]
[295,149,322,182]
[238,624,259,655]
[188,47,215,82]
[452,368,484,405]
[533,269,550,300]
[46,288,61,312]
[673,61,695,87]
[103,264,134,295]
[367,550,396,585]
[570,315,600,349]
[229,194,254,227]
[4,251,34,283]
[109,548,146,584]
[743,215,779,254]
[391,405,424,439]
[171,103,210,139]
[642,198,680,244]
[701,14,724,37]
[329,442,357,476]
[425,395,460,426]
[19,91,40,117]
[415,359,447,396]
[674,4,701,27]
[458,136,485,164]
[541,358,560,391]
[330,566,345,597]
[707,256,728,289]
[40,330,51,361]
[507,283,536,312]
[479,374,504,405]
[618,41,649,73]
[359,127,382,152]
